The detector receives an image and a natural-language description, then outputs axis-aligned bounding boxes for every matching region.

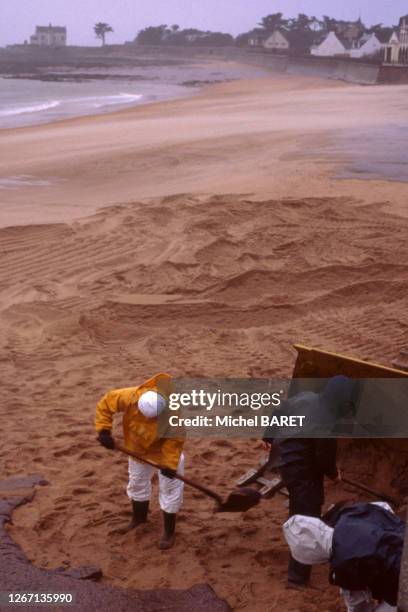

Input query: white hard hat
[283,515,333,565]
[138,391,167,419]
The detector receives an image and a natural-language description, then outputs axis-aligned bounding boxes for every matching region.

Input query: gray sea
[0,77,181,128]
[0,62,267,129]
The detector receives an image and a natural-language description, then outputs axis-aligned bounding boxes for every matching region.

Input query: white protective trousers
[126,453,184,514]
[341,589,396,612]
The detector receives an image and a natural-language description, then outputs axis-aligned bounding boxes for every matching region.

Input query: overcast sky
[1,0,406,47]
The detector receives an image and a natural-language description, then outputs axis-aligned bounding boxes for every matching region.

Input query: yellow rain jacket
[95,373,184,470]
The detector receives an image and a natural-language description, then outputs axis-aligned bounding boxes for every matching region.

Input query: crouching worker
[283,501,405,611]
[263,376,355,587]
[95,373,184,550]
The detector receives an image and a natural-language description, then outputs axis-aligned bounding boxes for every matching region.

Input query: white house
[309,19,322,32]
[185,32,209,43]
[30,24,67,47]
[350,33,385,58]
[262,29,318,55]
[384,31,401,63]
[384,15,408,64]
[311,31,348,57]
[263,30,290,52]
[247,29,268,47]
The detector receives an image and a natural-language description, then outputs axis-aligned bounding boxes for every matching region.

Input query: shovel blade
[215,487,261,513]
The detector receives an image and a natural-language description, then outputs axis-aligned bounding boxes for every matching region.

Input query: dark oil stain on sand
[0,474,230,612]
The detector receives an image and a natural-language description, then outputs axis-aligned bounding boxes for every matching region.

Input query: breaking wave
[0,100,61,117]
[92,93,143,108]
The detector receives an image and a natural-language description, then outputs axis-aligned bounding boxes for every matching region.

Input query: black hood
[320,376,355,416]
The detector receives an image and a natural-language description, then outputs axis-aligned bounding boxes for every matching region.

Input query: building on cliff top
[384,15,408,64]
[30,24,67,47]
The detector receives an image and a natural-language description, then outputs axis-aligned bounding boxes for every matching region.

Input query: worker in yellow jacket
[95,373,184,550]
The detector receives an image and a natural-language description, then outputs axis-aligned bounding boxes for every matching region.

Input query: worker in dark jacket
[263,376,355,587]
[284,501,404,610]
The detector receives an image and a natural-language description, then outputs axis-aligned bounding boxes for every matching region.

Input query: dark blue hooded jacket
[330,502,404,606]
[263,376,355,480]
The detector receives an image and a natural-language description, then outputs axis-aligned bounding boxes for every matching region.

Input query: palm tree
[94,22,114,46]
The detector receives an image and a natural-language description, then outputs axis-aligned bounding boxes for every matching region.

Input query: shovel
[115,443,261,513]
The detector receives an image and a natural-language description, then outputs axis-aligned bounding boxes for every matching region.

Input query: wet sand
[1,71,408,611]
[328,125,408,183]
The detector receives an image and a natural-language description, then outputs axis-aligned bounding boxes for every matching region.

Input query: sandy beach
[1,68,408,610]
[2,71,408,226]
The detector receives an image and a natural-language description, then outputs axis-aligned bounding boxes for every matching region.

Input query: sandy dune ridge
[1,191,407,610]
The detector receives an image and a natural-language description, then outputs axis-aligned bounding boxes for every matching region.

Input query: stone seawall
[286,56,380,84]
[378,64,408,84]
[124,45,382,85]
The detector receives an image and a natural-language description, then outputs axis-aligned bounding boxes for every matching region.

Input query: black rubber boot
[287,554,311,586]
[158,512,176,550]
[118,500,149,535]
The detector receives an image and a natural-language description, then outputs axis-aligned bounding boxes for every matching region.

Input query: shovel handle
[341,476,398,506]
[115,443,223,505]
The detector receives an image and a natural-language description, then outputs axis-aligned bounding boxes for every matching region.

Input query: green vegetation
[133,12,396,49]
[94,22,114,46]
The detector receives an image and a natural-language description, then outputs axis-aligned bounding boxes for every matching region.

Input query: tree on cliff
[259,13,288,32]
[135,25,233,46]
[294,13,314,30]
[321,16,339,32]
[94,23,114,46]
[136,25,169,45]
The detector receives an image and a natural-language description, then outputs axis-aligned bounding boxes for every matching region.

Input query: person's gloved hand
[160,467,176,479]
[97,429,115,450]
